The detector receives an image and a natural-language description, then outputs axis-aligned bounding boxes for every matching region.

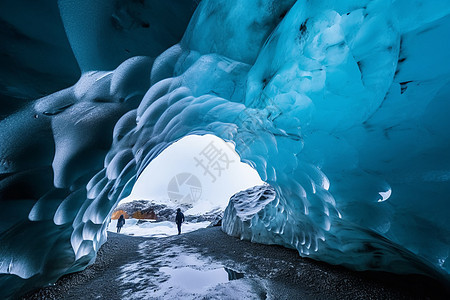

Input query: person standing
[175,208,185,235]
[117,214,125,233]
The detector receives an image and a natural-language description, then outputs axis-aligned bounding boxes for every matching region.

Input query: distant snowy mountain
[112,199,223,223]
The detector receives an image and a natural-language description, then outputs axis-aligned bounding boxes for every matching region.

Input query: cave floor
[24,227,448,300]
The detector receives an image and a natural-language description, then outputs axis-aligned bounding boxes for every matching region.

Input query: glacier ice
[1,0,450,297]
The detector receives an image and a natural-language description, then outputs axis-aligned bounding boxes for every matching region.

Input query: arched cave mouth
[108,134,264,237]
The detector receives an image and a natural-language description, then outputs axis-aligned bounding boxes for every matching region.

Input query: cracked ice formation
[1,0,450,297]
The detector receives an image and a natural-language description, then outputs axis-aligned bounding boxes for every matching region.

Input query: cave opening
[109,134,263,237]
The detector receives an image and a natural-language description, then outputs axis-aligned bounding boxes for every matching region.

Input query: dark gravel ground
[23,227,450,300]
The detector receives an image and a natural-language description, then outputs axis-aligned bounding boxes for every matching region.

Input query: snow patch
[108,219,210,238]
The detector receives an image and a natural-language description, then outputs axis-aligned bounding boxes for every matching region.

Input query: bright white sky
[120,134,263,215]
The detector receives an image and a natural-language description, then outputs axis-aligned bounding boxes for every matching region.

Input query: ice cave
[1,0,450,298]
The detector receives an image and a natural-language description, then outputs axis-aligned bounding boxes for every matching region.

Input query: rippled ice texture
[1,0,450,297]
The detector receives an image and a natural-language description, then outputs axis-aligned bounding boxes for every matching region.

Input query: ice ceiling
[1,0,450,297]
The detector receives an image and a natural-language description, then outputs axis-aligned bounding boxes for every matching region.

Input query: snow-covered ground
[108,219,211,238]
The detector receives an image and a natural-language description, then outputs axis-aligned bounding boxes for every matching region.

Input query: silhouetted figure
[175,208,185,235]
[117,215,125,233]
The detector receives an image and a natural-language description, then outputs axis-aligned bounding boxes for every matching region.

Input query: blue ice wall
[0,0,80,118]
[1,0,450,297]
